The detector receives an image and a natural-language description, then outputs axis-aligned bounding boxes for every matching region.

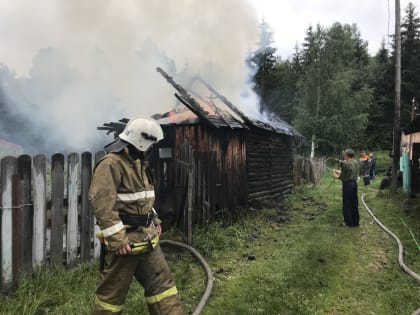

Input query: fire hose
[163,188,420,315]
[326,158,419,314]
[160,239,214,315]
[360,192,420,315]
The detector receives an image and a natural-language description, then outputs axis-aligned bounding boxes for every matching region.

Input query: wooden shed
[402,113,420,195]
[148,68,300,231]
[98,68,300,239]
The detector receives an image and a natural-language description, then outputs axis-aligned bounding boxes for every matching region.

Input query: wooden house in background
[401,113,420,196]
[151,68,300,227]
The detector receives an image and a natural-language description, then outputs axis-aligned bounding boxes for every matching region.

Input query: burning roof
[98,68,301,138]
[155,67,301,137]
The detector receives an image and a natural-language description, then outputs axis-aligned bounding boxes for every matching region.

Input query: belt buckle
[145,211,153,227]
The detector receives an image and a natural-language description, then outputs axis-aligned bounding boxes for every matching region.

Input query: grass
[0,175,419,314]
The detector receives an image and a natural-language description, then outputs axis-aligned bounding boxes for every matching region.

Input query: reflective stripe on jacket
[89,148,160,251]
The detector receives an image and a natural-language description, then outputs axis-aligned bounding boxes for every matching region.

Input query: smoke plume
[0,0,260,153]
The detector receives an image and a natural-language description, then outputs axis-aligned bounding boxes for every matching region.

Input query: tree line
[248,3,420,157]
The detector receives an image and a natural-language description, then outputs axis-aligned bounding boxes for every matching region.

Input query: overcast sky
[251,0,420,59]
[1,1,420,75]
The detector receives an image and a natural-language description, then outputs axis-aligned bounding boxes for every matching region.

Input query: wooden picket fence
[293,157,327,186]
[0,150,322,292]
[0,151,105,292]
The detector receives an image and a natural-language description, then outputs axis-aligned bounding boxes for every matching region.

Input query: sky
[1,1,419,76]
[0,0,419,152]
[252,0,420,59]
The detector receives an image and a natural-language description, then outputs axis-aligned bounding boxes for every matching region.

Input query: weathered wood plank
[66,153,79,268]
[80,152,92,262]
[247,172,271,178]
[187,163,193,245]
[1,156,17,291]
[271,185,294,193]
[248,190,272,199]
[196,152,202,226]
[12,175,20,287]
[248,181,271,189]
[273,178,294,185]
[248,162,291,169]
[18,155,32,273]
[202,152,210,225]
[50,153,65,266]
[32,155,47,267]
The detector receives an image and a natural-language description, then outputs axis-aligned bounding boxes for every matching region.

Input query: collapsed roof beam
[156,67,218,128]
[193,76,253,126]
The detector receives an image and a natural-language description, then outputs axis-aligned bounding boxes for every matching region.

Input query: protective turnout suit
[89,147,183,315]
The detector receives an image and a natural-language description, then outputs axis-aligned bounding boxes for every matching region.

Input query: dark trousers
[342,180,359,226]
[362,175,370,186]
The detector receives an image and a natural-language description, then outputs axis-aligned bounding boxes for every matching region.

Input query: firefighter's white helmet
[118,116,164,152]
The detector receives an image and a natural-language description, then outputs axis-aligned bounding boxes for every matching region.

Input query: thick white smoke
[0,0,260,153]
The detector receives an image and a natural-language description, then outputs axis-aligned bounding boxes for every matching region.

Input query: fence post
[80,152,92,262]
[67,153,79,268]
[11,175,20,287]
[50,154,65,266]
[12,175,22,285]
[187,163,193,245]
[1,156,17,292]
[17,155,32,274]
[32,155,47,267]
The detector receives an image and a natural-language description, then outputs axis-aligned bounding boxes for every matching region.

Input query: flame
[162,99,218,124]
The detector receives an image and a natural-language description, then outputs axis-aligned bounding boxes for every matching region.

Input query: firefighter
[358,150,371,186]
[333,149,360,227]
[89,116,183,315]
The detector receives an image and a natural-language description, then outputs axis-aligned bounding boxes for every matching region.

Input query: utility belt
[119,210,155,232]
[99,234,159,271]
[130,234,159,253]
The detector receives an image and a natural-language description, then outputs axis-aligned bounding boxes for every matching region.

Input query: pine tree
[297,24,326,157]
[294,23,372,155]
[401,2,420,126]
[365,41,394,149]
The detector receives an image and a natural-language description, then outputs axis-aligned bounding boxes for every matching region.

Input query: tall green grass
[1,175,419,314]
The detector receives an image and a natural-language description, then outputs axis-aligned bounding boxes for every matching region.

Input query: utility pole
[408,97,416,159]
[391,0,401,193]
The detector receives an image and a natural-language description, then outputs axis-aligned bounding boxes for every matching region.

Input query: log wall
[154,124,294,226]
[167,124,247,223]
[246,130,294,201]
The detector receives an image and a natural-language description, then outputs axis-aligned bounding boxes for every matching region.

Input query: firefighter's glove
[101,229,129,252]
[115,243,132,256]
